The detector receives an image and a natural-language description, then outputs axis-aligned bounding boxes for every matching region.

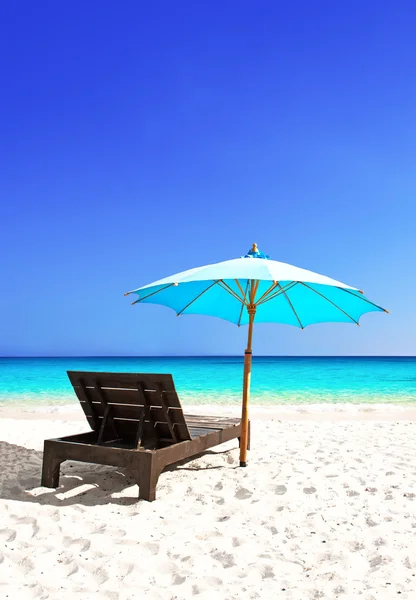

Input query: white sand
[1,405,416,599]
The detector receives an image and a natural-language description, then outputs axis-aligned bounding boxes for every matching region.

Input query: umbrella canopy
[125,244,388,465]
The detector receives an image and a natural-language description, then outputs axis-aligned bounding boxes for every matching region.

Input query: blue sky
[1,1,415,356]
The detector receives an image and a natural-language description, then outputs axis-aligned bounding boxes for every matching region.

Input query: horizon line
[1,355,415,359]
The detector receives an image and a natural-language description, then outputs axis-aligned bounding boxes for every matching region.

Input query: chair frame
[41,371,250,501]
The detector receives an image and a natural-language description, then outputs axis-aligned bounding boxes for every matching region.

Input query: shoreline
[1,402,416,422]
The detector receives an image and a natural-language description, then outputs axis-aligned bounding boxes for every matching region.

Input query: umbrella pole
[239,305,256,467]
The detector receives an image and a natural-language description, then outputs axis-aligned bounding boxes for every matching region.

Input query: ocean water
[0,356,416,407]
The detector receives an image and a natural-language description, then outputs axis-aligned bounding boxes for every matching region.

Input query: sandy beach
[1,405,416,599]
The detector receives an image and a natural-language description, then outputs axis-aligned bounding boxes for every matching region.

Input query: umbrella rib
[176,280,220,316]
[130,283,176,305]
[276,282,304,329]
[256,282,278,305]
[237,280,250,327]
[257,281,297,305]
[252,280,260,303]
[300,282,360,325]
[235,279,248,303]
[249,280,254,303]
[337,287,388,313]
[218,280,245,304]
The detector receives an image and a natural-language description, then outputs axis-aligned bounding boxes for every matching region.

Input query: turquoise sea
[0,357,416,407]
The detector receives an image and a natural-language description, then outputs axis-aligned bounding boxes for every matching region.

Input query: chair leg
[134,454,163,502]
[41,445,62,488]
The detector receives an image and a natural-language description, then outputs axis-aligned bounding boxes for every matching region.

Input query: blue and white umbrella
[125,244,388,466]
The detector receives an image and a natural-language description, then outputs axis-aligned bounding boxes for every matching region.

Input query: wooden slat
[136,382,159,446]
[78,405,240,434]
[95,379,120,443]
[78,401,187,425]
[97,404,113,445]
[185,422,239,431]
[68,371,176,391]
[134,407,146,449]
[184,414,240,424]
[78,405,240,436]
[73,387,162,407]
[188,426,223,438]
[75,379,100,430]
[80,417,190,441]
[80,409,195,434]
[185,417,240,425]
[159,390,182,409]
[151,422,171,439]
[155,382,178,443]
[71,386,182,409]
[79,401,143,420]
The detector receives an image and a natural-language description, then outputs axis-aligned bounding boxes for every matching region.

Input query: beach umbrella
[125,244,388,467]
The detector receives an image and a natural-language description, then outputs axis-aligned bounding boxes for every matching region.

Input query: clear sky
[1,1,415,356]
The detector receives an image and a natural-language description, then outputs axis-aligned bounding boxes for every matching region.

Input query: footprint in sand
[211,550,235,569]
[92,524,106,534]
[214,482,223,491]
[262,565,275,579]
[350,542,365,552]
[66,561,79,577]
[103,592,119,600]
[15,516,39,538]
[181,556,191,563]
[333,586,345,595]
[346,490,360,497]
[206,576,223,586]
[217,515,230,522]
[369,555,383,569]
[122,564,135,578]
[0,528,16,542]
[93,567,109,584]
[18,556,35,575]
[235,487,252,500]
[303,486,317,495]
[63,536,91,552]
[275,485,287,495]
[143,542,159,555]
[374,538,386,547]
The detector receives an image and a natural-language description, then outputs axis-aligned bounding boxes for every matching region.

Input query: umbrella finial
[243,243,269,260]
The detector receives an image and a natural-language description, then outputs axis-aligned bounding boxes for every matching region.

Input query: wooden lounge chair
[41,371,249,501]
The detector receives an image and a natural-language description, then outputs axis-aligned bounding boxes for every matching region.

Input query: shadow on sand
[0,441,235,507]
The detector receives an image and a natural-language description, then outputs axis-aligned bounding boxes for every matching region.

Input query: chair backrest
[67,371,191,447]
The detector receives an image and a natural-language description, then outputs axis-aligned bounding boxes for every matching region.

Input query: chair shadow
[0,441,236,507]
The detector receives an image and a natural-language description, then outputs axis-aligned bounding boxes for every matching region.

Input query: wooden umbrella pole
[239,302,256,467]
